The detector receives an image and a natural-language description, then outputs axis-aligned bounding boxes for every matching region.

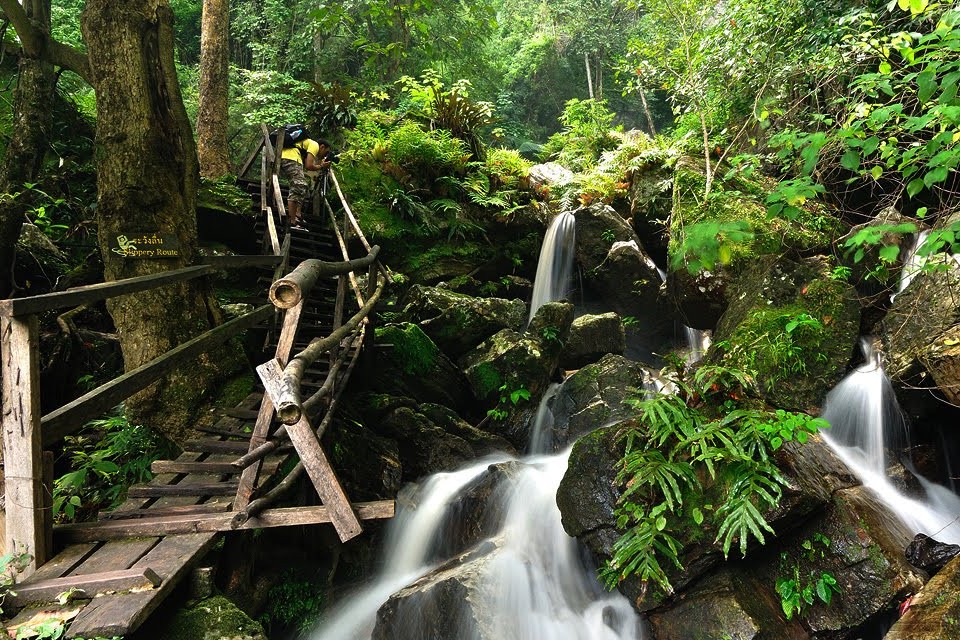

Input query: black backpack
[269,123,311,156]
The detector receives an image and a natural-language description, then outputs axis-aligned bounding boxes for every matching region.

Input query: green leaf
[840,149,860,171]
[907,178,926,197]
[870,165,883,181]
[879,244,901,263]
[918,70,938,102]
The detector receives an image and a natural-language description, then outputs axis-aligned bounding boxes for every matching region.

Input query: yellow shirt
[281,138,320,164]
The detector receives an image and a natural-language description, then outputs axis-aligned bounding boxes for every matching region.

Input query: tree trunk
[0,0,56,298]
[197,0,232,179]
[639,90,657,137]
[81,0,243,443]
[584,51,594,100]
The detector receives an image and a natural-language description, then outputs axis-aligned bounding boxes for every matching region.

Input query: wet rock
[397,285,526,359]
[372,323,474,412]
[363,395,515,481]
[459,301,573,406]
[882,211,960,405]
[708,255,860,412]
[559,312,626,370]
[571,202,675,349]
[664,267,729,330]
[550,354,651,447]
[905,533,960,574]
[884,555,960,640]
[647,568,809,640]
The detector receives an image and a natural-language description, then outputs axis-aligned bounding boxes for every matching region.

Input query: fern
[605,364,810,596]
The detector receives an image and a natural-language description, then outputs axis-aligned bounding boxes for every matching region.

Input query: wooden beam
[2,315,46,575]
[55,502,395,542]
[0,265,216,318]
[99,502,231,521]
[41,304,274,444]
[7,568,161,609]
[126,482,239,498]
[237,137,264,179]
[278,413,362,542]
[148,461,241,475]
[268,249,379,310]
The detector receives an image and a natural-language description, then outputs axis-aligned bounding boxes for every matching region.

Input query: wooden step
[127,482,239,498]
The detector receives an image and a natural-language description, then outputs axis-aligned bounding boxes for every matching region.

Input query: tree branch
[0,0,91,83]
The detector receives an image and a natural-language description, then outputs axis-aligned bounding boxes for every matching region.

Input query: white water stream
[529,210,577,322]
[820,339,960,544]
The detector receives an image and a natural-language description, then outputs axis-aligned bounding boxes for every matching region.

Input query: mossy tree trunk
[0,0,56,298]
[80,0,243,443]
[197,0,231,179]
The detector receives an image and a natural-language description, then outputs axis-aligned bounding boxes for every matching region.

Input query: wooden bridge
[0,128,394,637]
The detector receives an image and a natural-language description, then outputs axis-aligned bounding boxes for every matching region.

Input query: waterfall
[527,382,560,455]
[310,450,645,639]
[651,262,710,364]
[891,230,930,302]
[529,210,577,322]
[820,338,960,543]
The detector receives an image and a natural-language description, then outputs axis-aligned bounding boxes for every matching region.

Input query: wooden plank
[149,461,241,475]
[2,315,46,575]
[0,265,216,318]
[233,303,302,510]
[68,538,159,576]
[182,439,254,454]
[66,532,218,638]
[265,205,280,256]
[199,254,282,269]
[24,544,97,583]
[8,568,161,608]
[237,136,264,179]
[127,482,239,498]
[222,408,260,420]
[41,305,273,444]
[56,502,395,542]
[99,502,230,521]
[284,414,362,542]
[193,423,254,439]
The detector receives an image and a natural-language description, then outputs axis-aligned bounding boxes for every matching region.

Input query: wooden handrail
[268,248,379,310]
[324,199,366,310]
[0,265,217,318]
[41,304,274,444]
[330,170,393,284]
[275,279,384,424]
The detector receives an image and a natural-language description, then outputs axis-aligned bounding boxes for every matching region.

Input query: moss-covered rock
[149,595,266,640]
[373,323,474,411]
[559,312,626,370]
[885,555,960,640]
[398,285,526,358]
[708,255,860,412]
[667,156,841,329]
[459,301,573,406]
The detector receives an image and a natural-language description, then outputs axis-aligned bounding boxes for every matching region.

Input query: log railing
[0,255,282,577]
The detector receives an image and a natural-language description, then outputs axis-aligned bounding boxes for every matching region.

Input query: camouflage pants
[280,159,309,204]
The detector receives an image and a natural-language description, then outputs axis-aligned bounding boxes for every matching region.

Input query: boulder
[664,267,729,330]
[149,595,267,640]
[550,354,653,447]
[362,395,515,481]
[459,301,573,406]
[557,425,857,612]
[372,323,475,412]
[398,285,526,359]
[559,312,626,370]
[905,533,960,574]
[527,162,574,191]
[882,212,960,406]
[884,555,960,640]
[708,255,860,412]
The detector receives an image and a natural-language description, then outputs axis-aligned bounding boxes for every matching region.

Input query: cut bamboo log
[268,248,379,310]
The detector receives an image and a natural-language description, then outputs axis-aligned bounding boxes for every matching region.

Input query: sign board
[111,233,180,258]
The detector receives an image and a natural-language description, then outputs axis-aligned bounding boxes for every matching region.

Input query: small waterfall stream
[820,339,960,543]
[312,206,644,639]
[529,210,577,322]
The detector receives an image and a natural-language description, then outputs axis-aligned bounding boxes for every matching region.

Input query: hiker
[277,125,331,230]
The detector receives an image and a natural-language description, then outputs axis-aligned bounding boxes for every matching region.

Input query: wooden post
[1,315,47,575]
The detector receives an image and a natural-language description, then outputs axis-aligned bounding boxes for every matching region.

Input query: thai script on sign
[112,233,180,258]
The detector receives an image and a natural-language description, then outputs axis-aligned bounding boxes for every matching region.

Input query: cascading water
[891,230,930,302]
[312,210,644,639]
[529,210,577,322]
[310,398,645,639]
[820,338,960,543]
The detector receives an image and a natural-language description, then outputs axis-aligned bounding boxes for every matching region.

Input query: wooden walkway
[1,132,394,638]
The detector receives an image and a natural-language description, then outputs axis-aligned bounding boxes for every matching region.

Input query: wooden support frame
[2,315,46,575]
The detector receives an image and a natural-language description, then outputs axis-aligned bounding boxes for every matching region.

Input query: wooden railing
[0,255,281,577]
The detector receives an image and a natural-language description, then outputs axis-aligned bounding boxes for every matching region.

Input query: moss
[197,177,253,216]
[670,158,840,271]
[214,374,256,409]
[375,323,440,375]
[470,360,504,400]
[152,595,266,640]
[258,569,326,637]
